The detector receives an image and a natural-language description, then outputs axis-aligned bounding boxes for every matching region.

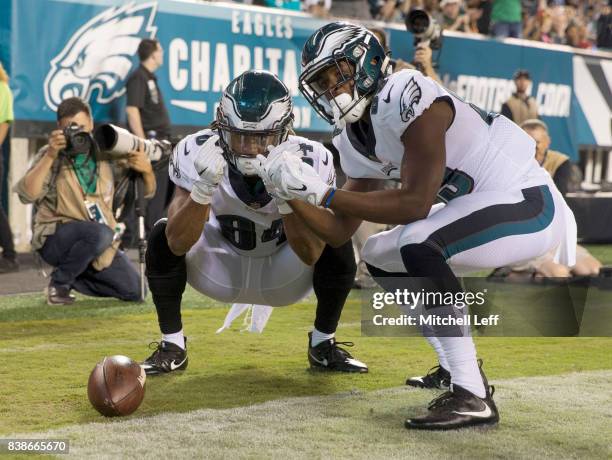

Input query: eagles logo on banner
[399,77,422,123]
[43,2,158,111]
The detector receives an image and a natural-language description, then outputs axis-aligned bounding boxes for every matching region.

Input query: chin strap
[380,55,392,77]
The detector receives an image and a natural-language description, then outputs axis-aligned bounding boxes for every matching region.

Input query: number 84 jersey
[333,69,548,196]
[170,130,336,257]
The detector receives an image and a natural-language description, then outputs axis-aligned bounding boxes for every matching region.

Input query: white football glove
[190,134,226,205]
[257,146,302,202]
[261,151,331,206]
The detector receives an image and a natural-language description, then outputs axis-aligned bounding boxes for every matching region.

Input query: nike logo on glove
[170,357,187,371]
[184,143,190,156]
[452,402,492,418]
[197,167,208,176]
[288,184,307,192]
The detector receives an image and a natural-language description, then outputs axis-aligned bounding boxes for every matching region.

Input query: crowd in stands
[233,0,612,50]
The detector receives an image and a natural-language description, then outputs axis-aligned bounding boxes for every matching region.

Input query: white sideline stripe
[7,370,612,459]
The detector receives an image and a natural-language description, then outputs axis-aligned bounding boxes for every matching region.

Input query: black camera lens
[406,9,430,35]
[71,132,92,154]
[63,123,93,156]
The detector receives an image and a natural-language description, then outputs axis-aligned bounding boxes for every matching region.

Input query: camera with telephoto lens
[94,124,171,162]
[405,9,443,50]
[62,122,94,157]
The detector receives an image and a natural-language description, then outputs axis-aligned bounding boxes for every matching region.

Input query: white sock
[437,336,486,398]
[311,328,334,347]
[162,330,185,350]
[424,335,450,371]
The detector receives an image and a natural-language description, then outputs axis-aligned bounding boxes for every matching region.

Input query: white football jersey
[333,69,549,201]
[169,129,336,257]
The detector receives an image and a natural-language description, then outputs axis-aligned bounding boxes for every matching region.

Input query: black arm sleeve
[500,103,513,121]
[126,74,146,108]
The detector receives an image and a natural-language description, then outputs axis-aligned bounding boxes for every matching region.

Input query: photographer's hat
[513,69,531,80]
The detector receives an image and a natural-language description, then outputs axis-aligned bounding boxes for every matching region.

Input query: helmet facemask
[216,115,291,177]
[215,71,294,178]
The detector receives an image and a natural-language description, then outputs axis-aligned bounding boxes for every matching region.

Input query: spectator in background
[524,6,553,42]
[125,39,172,245]
[437,0,472,32]
[465,0,485,32]
[548,5,569,44]
[596,3,612,48]
[0,62,17,273]
[521,119,581,195]
[328,0,371,19]
[303,0,331,17]
[490,0,522,38]
[370,0,411,22]
[501,69,539,125]
[566,21,592,48]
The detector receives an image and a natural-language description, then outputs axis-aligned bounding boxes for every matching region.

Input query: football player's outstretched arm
[282,212,326,265]
[323,101,451,225]
[288,177,381,248]
[165,186,210,256]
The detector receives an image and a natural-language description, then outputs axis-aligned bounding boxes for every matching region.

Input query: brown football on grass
[87,355,146,416]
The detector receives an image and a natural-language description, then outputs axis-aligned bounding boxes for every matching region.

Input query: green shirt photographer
[13,97,156,305]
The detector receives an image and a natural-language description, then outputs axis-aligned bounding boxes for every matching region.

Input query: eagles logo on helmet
[215,71,294,177]
[298,22,391,126]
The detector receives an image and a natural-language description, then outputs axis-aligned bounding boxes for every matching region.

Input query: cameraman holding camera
[14,97,156,305]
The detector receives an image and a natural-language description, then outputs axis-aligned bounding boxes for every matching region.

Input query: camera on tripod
[405,9,443,50]
[94,124,171,162]
[62,122,95,157]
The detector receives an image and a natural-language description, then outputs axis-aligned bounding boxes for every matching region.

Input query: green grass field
[1,245,611,458]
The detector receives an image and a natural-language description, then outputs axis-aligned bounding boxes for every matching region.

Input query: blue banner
[2,0,611,158]
[4,0,329,132]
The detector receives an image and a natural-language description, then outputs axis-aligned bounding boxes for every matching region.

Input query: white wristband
[276,198,293,215]
[190,182,215,205]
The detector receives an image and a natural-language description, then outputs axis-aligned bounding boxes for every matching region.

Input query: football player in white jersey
[141,71,367,375]
[256,23,577,430]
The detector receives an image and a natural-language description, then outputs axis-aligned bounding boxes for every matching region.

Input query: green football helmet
[299,22,390,125]
[216,70,293,176]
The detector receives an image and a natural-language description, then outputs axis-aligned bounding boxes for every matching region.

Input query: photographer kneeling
[14,97,156,305]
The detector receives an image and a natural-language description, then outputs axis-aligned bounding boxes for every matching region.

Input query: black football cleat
[404,383,499,430]
[406,364,451,390]
[141,338,188,375]
[406,358,500,429]
[307,332,368,373]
